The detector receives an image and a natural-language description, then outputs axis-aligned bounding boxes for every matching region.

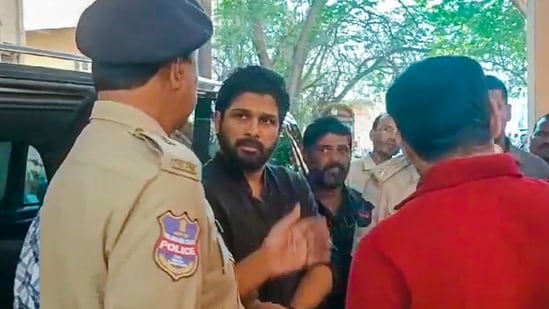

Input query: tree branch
[251,18,273,67]
[287,0,329,100]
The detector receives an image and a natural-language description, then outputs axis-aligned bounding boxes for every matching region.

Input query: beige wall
[527,0,549,129]
[0,0,24,45]
[24,27,89,71]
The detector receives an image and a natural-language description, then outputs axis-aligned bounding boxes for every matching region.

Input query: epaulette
[131,128,201,182]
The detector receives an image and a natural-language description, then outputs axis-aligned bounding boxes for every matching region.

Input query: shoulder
[349,158,365,170]
[517,149,549,173]
[377,155,419,185]
[131,128,202,182]
[268,164,306,183]
[348,187,374,211]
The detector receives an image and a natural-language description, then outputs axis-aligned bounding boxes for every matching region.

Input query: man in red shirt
[347,56,549,309]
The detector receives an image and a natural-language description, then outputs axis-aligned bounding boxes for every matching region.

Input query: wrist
[256,245,274,280]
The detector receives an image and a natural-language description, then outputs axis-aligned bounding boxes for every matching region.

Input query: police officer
[41,1,330,307]
[41,0,237,308]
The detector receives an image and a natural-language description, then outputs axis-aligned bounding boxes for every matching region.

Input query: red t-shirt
[347,154,549,309]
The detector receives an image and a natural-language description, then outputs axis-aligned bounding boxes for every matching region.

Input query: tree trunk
[286,0,328,100]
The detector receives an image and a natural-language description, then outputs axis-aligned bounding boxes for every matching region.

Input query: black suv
[0,54,305,307]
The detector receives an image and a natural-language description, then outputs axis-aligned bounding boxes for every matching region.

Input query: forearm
[235,247,271,299]
[290,264,333,309]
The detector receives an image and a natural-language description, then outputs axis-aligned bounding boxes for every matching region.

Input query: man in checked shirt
[13,213,40,309]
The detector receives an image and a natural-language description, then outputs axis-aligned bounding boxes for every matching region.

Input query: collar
[90,100,167,136]
[398,154,521,208]
[371,155,413,182]
[209,152,271,191]
[314,185,352,217]
[361,153,378,171]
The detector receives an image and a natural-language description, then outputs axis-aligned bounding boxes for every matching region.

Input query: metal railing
[0,43,222,93]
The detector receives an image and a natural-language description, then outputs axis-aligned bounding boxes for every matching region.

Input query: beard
[217,131,276,172]
[310,162,349,189]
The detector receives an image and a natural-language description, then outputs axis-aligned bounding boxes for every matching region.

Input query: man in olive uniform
[40,1,329,308]
[347,114,420,252]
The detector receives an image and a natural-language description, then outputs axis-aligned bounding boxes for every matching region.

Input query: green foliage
[213,0,430,124]
[416,0,526,96]
[213,0,527,124]
[270,132,293,167]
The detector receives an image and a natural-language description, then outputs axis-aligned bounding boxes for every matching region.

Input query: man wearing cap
[40,1,329,308]
[347,56,549,308]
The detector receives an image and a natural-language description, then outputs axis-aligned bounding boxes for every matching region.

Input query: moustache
[235,138,265,152]
[322,163,347,174]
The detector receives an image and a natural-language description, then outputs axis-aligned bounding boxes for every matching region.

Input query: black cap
[76,0,213,65]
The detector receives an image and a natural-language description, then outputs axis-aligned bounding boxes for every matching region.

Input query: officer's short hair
[386,56,491,162]
[486,75,508,102]
[371,113,390,130]
[215,66,290,124]
[302,116,352,151]
[533,114,549,133]
[92,55,193,92]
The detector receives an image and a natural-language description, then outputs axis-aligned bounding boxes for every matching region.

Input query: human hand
[262,205,330,277]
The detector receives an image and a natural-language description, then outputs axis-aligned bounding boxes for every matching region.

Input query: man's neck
[313,185,344,214]
[495,135,509,152]
[370,151,390,165]
[98,90,176,134]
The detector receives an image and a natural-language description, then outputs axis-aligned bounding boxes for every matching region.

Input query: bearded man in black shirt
[203,66,332,309]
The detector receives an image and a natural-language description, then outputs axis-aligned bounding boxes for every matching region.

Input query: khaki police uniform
[348,155,420,254]
[40,0,243,306]
[40,101,242,308]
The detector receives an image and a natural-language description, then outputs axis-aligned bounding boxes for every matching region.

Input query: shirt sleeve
[346,233,410,309]
[103,174,209,309]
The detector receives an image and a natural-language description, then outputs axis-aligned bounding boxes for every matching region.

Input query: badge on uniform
[154,211,200,280]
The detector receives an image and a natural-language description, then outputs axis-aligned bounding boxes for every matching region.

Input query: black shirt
[316,186,374,309]
[202,153,320,306]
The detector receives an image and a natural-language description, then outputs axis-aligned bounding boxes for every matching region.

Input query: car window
[0,142,12,202]
[23,146,48,206]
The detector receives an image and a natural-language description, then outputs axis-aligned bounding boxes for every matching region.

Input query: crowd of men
[11,0,549,308]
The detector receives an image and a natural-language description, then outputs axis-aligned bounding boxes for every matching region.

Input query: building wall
[24,27,89,71]
[0,0,24,45]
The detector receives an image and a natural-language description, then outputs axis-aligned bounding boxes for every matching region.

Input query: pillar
[0,0,25,45]
[527,0,549,130]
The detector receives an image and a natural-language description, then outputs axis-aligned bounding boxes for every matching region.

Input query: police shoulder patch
[154,210,200,281]
[131,128,201,182]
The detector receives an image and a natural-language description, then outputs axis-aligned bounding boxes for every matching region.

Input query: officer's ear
[165,56,196,92]
[488,95,503,140]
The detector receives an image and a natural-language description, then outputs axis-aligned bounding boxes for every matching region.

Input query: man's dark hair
[386,56,491,162]
[92,55,192,91]
[302,116,352,151]
[533,114,549,133]
[371,113,389,130]
[485,75,508,102]
[215,65,290,124]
